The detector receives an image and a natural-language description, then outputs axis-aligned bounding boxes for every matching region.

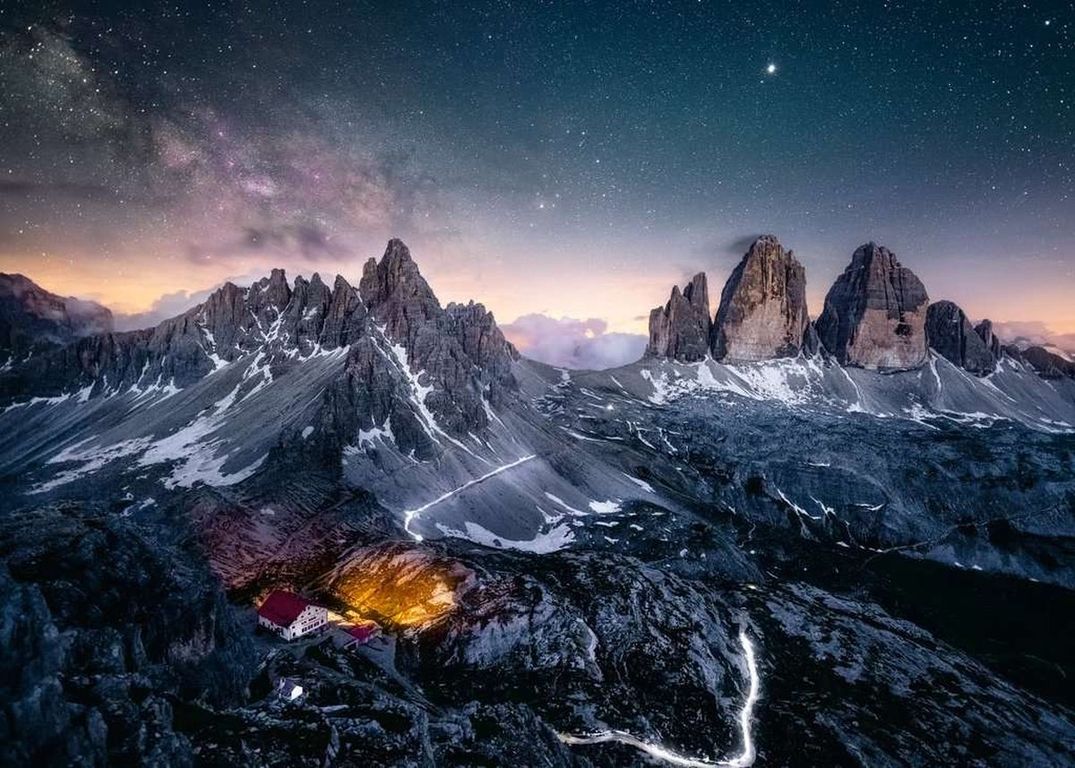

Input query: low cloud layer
[501,314,646,371]
[114,287,217,331]
[990,321,1075,355]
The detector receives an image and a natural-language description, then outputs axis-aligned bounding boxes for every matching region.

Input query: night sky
[1,1,1073,364]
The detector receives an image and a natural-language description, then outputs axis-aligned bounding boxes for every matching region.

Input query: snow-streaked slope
[0,348,348,499]
[595,353,1075,433]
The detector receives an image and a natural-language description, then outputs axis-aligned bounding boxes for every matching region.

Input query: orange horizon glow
[3,238,1073,338]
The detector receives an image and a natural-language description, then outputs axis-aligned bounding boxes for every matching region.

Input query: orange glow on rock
[330,544,472,630]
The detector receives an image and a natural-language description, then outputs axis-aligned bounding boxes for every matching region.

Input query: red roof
[346,623,378,643]
[258,591,314,626]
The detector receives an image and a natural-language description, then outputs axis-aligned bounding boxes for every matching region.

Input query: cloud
[185,223,346,265]
[113,287,218,331]
[723,234,766,254]
[502,314,646,370]
[989,320,1075,354]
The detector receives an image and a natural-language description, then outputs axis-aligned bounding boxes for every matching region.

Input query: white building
[277,678,304,701]
[257,590,328,641]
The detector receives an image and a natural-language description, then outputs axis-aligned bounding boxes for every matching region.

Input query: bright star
[766,62,777,75]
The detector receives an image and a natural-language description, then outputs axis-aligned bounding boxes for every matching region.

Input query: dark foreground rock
[0,505,256,767]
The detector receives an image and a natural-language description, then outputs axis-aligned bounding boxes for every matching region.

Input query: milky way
[1,2,1073,354]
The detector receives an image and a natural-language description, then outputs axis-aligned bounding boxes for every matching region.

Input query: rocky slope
[711,235,811,362]
[0,504,256,766]
[0,274,113,364]
[645,272,711,362]
[1012,344,1075,379]
[816,242,930,370]
[0,240,524,493]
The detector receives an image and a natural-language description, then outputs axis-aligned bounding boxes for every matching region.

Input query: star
[765,62,777,75]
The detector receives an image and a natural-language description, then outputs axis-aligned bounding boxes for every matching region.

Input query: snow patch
[588,499,622,514]
[437,519,575,554]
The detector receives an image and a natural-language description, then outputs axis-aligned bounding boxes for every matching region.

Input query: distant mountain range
[646,234,1074,378]
[0,273,113,363]
[2,235,1074,521]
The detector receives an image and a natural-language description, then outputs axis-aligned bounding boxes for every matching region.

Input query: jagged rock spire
[710,235,810,362]
[974,319,1002,359]
[646,272,711,362]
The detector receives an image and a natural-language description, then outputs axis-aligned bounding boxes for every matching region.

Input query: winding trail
[559,630,760,768]
[402,453,538,541]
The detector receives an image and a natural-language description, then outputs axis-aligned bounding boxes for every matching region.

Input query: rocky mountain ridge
[0,240,519,462]
[647,235,1073,382]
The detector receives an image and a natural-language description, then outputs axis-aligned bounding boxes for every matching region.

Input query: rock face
[710,235,810,362]
[925,300,997,375]
[0,505,256,766]
[349,239,518,448]
[359,240,517,394]
[816,243,929,370]
[0,274,113,362]
[646,273,711,362]
[0,266,369,402]
[974,319,1003,359]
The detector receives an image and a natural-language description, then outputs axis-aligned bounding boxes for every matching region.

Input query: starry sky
[1,1,1073,364]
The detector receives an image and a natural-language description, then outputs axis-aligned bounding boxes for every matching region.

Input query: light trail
[402,453,537,541]
[559,629,760,768]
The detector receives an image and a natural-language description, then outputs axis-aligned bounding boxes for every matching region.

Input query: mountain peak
[711,234,810,362]
[925,299,997,375]
[646,273,712,362]
[384,237,413,260]
[359,239,437,309]
[816,242,929,370]
[849,241,897,270]
[973,318,1002,358]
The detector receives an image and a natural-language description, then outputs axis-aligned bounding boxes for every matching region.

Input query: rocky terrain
[1,237,1073,766]
[926,300,997,375]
